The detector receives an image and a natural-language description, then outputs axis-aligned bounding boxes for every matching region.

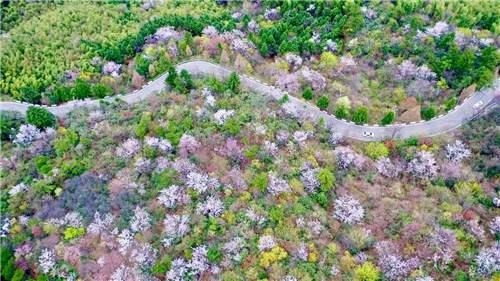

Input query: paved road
[1,60,499,141]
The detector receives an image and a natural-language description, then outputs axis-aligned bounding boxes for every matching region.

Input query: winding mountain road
[1,60,498,141]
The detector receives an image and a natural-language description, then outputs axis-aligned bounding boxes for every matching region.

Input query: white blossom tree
[333,195,364,224]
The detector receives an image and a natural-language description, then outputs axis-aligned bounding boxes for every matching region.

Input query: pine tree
[165,66,178,88]
[381,111,395,125]
[317,95,330,110]
[227,72,241,94]
[302,88,313,100]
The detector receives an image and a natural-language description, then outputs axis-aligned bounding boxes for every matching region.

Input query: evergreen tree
[352,107,369,124]
[302,87,313,100]
[227,72,241,93]
[317,95,330,110]
[259,42,269,56]
[335,106,347,119]
[381,111,395,125]
[26,106,55,129]
[421,106,437,121]
[21,86,41,104]
[165,66,178,88]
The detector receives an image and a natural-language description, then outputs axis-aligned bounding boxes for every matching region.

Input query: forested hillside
[1,0,499,124]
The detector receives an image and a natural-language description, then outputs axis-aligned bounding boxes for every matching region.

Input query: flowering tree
[299,68,327,91]
[264,9,281,21]
[490,216,500,235]
[166,258,189,281]
[230,38,256,54]
[88,212,116,239]
[258,235,276,251]
[186,172,219,194]
[267,172,291,195]
[158,185,189,209]
[300,162,320,193]
[130,206,151,233]
[248,20,260,33]
[415,65,437,81]
[110,264,143,281]
[197,195,225,218]
[224,237,246,262]
[285,53,303,70]
[13,124,41,146]
[292,131,309,146]
[324,39,337,52]
[475,243,500,277]
[375,157,402,178]
[333,195,364,224]
[102,61,121,77]
[155,26,182,43]
[275,72,301,93]
[178,134,199,156]
[407,151,438,178]
[9,183,28,196]
[202,26,219,37]
[334,146,365,170]
[164,214,190,238]
[214,109,234,126]
[39,248,57,274]
[116,138,141,159]
[428,227,459,265]
[396,60,416,79]
[445,140,471,163]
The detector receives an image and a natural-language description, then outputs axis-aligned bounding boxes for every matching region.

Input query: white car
[362,132,374,138]
[473,101,483,109]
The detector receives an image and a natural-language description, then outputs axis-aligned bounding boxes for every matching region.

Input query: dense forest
[1,1,500,281]
[1,0,499,124]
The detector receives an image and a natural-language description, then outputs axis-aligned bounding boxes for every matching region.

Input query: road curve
[1,60,499,141]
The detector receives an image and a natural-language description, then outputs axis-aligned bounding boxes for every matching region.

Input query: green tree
[456,49,476,74]
[317,95,330,110]
[11,269,24,281]
[72,78,91,99]
[165,66,178,88]
[259,42,269,56]
[318,168,336,191]
[0,248,14,280]
[365,142,389,160]
[381,111,395,125]
[136,112,152,138]
[352,107,369,124]
[445,97,457,111]
[21,86,41,104]
[0,110,22,141]
[252,172,268,192]
[226,72,241,94]
[354,262,380,281]
[26,106,55,129]
[335,106,348,119]
[224,118,241,135]
[92,83,113,98]
[479,46,500,71]
[302,87,313,100]
[421,105,437,120]
[184,32,194,47]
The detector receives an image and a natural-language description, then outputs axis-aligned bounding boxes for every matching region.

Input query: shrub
[381,111,395,125]
[365,142,389,160]
[302,88,313,100]
[317,95,330,110]
[421,106,437,120]
[352,107,369,124]
[26,106,55,129]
